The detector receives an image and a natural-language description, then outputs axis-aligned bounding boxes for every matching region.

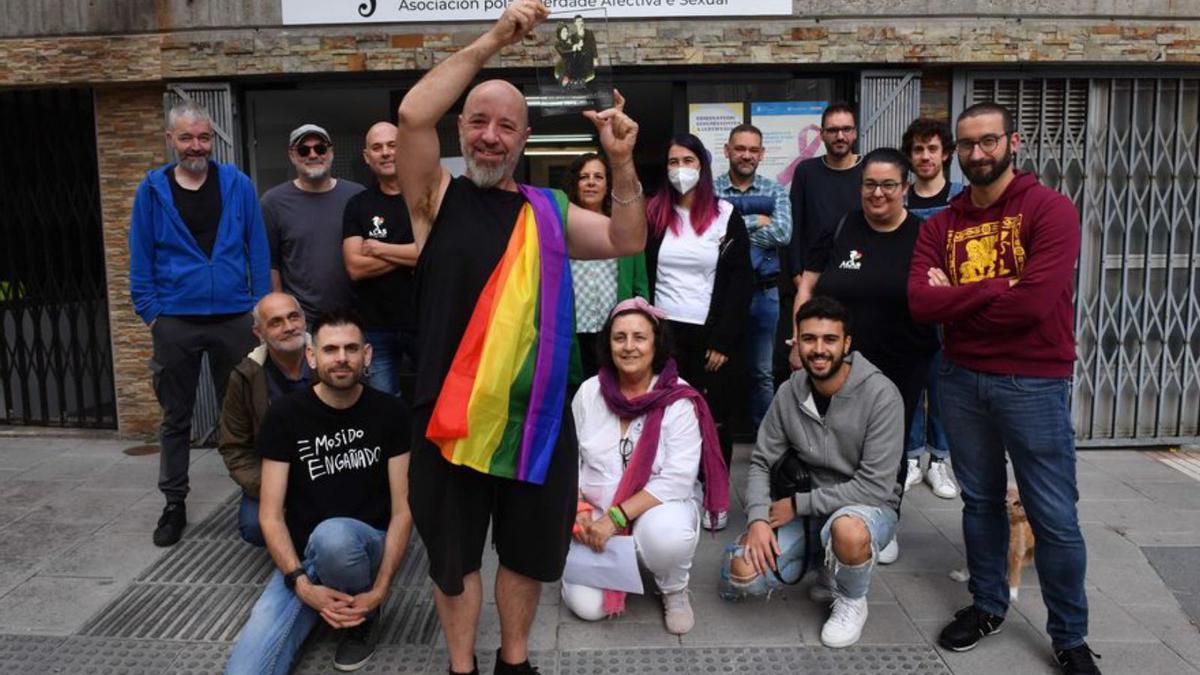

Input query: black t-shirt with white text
[804,209,937,370]
[257,385,410,553]
[906,180,953,212]
[342,184,416,331]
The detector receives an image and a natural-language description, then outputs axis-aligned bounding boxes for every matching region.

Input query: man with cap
[261,124,365,324]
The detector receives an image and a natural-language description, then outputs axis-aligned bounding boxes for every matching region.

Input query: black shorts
[408,405,578,596]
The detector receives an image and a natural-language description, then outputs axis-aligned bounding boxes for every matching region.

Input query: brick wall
[2,18,1200,87]
[95,85,164,438]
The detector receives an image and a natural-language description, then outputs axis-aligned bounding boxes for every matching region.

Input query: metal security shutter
[162,83,240,445]
[859,71,922,154]
[966,73,1200,447]
[164,83,240,165]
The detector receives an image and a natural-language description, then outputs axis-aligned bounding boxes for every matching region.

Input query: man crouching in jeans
[226,310,412,674]
[720,296,903,649]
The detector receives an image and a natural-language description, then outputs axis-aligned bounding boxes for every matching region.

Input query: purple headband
[608,297,668,324]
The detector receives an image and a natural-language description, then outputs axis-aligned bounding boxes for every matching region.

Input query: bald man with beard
[342,122,420,398]
[396,2,646,673]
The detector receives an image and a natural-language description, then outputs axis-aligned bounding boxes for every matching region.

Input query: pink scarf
[596,358,730,615]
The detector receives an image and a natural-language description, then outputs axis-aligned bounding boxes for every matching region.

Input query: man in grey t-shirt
[261,123,365,323]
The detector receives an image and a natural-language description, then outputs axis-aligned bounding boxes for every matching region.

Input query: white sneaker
[903,458,922,492]
[878,536,899,565]
[926,460,960,499]
[701,510,728,532]
[809,565,836,603]
[662,589,694,634]
[820,595,869,648]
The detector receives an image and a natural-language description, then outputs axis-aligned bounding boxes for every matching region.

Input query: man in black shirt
[225,310,413,674]
[128,101,271,548]
[783,102,865,375]
[343,121,419,398]
[396,2,647,673]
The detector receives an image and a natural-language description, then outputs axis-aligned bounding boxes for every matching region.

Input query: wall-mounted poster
[688,102,744,177]
[751,101,827,187]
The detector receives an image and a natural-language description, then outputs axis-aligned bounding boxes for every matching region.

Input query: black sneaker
[1055,643,1102,674]
[938,605,1004,651]
[333,619,377,672]
[152,502,186,547]
[493,649,541,675]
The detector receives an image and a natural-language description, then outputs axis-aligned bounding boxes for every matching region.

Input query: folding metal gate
[964,73,1200,446]
[163,83,240,444]
[0,89,116,428]
[859,70,922,154]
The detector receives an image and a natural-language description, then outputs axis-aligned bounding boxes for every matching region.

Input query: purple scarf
[596,358,730,615]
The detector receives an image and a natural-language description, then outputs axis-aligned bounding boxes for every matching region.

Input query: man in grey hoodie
[720,296,904,649]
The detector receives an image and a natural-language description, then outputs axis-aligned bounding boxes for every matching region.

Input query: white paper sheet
[562,536,644,594]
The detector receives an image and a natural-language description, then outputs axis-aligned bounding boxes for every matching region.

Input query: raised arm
[395,0,548,251]
[567,89,646,259]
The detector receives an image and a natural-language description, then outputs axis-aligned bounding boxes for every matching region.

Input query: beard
[802,349,846,382]
[461,137,519,189]
[317,364,363,390]
[730,159,758,179]
[177,152,209,173]
[297,162,331,182]
[963,146,1014,186]
[265,332,305,356]
[825,140,852,159]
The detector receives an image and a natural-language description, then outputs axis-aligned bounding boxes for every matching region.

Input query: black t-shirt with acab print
[342,184,416,331]
[804,209,937,370]
[257,385,410,553]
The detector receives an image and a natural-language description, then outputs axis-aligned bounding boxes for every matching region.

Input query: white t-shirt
[654,200,734,325]
[571,375,703,510]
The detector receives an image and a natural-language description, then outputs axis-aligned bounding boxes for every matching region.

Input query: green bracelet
[607,505,628,529]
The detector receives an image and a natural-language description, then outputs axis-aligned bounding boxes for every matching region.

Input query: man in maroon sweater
[907,102,1100,675]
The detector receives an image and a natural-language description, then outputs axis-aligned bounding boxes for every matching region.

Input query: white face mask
[668,167,701,195]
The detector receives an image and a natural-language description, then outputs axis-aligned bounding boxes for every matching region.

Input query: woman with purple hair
[643,133,753,531]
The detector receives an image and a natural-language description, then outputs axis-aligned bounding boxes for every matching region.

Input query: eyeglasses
[822,126,857,136]
[619,437,633,469]
[955,134,1006,154]
[295,143,329,157]
[861,180,904,195]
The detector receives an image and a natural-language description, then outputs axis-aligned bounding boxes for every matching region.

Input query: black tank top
[413,176,526,409]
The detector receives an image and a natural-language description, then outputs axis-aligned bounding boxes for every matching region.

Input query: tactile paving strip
[562,646,951,675]
[295,644,434,674]
[0,634,68,672]
[38,637,190,674]
[80,493,437,647]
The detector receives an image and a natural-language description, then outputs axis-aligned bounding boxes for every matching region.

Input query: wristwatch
[283,568,307,590]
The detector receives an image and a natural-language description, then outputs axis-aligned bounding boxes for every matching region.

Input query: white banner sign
[282,0,793,25]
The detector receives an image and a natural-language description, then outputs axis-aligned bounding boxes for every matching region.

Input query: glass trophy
[532,8,614,117]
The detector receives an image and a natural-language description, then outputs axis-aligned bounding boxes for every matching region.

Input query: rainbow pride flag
[425,186,575,485]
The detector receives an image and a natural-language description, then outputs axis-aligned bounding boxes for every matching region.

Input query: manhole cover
[123,443,160,456]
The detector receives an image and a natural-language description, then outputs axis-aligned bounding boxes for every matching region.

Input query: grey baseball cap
[288,123,332,147]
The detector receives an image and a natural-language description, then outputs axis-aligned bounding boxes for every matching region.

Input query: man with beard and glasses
[395,2,646,673]
[342,122,419,399]
[720,295,903,650]
[225,310,413,674]
[262,124,365,324]
[715,123,792,429]
[129,101,270,548]
[219,292,312,547]
[908,102,1099,674]
[783,103,864,375]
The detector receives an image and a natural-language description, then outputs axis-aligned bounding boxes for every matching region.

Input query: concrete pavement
[0,433,1197,673]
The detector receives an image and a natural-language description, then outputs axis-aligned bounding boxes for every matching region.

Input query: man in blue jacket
[129,101,271,547]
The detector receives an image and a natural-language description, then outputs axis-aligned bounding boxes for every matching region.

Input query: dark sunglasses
[296,143,329,157]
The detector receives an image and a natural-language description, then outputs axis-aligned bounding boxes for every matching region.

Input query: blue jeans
[907,350,950,460]
[364,329,418,397]
[238,494,265,547]
[747,286,779,428]
[225,518,387,675]
[937,361,1088,650]
[719,504,897,601]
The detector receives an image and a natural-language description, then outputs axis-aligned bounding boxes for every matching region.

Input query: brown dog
[949,486,1036,602]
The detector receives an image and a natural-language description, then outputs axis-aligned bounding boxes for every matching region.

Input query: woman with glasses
[644,133,753,531]
[565,298,729,635]
[565,152,649,379]
[796,147,938,437]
